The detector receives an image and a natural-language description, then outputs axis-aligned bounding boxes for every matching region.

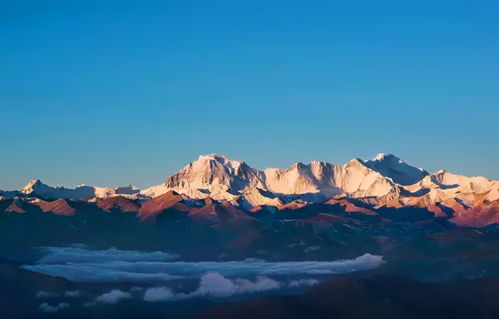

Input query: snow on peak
[372,153,398,161]
[363,154,428,186]
[198,153,244,164]
[428,170,493,193]
[23,179,41,188]
[345,158,365,166]
[11,153,497,215]
[148,154,401,202]
[19,179,127,200]
[160,153,265,198]
[21,179,43,194]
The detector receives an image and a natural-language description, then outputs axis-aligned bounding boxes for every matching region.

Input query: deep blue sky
[1,0,498,189]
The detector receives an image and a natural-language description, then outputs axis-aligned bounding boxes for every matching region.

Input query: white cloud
[143,287,174,302]
[38,302,69,313]
[177,272,281,299]
[35,245,178,264]
[96,289,131,304]
[232,276,281,294]
[142,273,282,301]
[23,246,384,284]
[304,246,321,253]
[64,290,81,297]
[22,263,183,283]
[194,272,240,298]
[288,278,319,287]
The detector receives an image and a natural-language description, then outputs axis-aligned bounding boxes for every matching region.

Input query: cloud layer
[190,272,281,298]
[96,289,132,304]
[23,246,384,284]
[142,272,281,301]
[39,302,69,313]
[36,245,178,264]
[143,287,175,302]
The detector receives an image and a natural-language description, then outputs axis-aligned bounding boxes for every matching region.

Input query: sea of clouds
[35,245,178,264]
[37,272,320,312]
[23,245,384,284]
[29,245,385,312]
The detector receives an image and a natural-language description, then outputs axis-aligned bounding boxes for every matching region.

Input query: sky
[0,0,498,189]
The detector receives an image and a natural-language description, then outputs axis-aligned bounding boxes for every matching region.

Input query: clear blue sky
[1,0,498,189]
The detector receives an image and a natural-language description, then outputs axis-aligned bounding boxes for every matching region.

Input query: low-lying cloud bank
[22,246,384,284]
[24,263,183,283]
[143,287,175,302]
[39,302,69,313]
[36,245,178,264]
[289,278,319,287]
[37,290,81,299]
[35,273,322,310]
[96,289,132,304]
[139,272,313,302]
[142,272,281,301]
[187,272,281,298]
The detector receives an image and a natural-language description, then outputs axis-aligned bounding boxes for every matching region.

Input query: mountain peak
[363,154,428,186]
[19,179,117,200]
[194,154,248,174]
[163,153,263,196]
[345,158,365,167]
[372,153,400,162]
[198,153,243,164]
[21,179,43,194]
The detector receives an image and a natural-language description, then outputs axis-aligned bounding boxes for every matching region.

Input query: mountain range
[1,153,498,227]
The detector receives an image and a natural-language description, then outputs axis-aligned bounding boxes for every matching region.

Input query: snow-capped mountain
[18,180,141,200]
[138,153,498,226]
[142,154,399,204]
[2,153,498,227]
[362,153,429,185]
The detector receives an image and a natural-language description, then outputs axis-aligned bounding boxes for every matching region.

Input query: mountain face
[142,154,399,204]
[2,153,498,227]
[362,153,429,185]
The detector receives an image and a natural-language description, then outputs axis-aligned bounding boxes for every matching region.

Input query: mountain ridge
[1,153,498,227]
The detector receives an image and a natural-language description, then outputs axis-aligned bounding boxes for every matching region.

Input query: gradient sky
[1,0,498,190]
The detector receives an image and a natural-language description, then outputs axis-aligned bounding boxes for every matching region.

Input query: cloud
[288,279,319,287]
[22,263,183,283]
[38,302,69,313]
[96,289,131,304]
[144,287,175,302]
[23,246,384,284]
[193,272,246,298]
[169,272,281,300]
[304,246,321,253]
[36,291,60,298]
[144,273,281,301]
[64,290,81,297]
[193,272,281,298]
[35,245,178,264]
